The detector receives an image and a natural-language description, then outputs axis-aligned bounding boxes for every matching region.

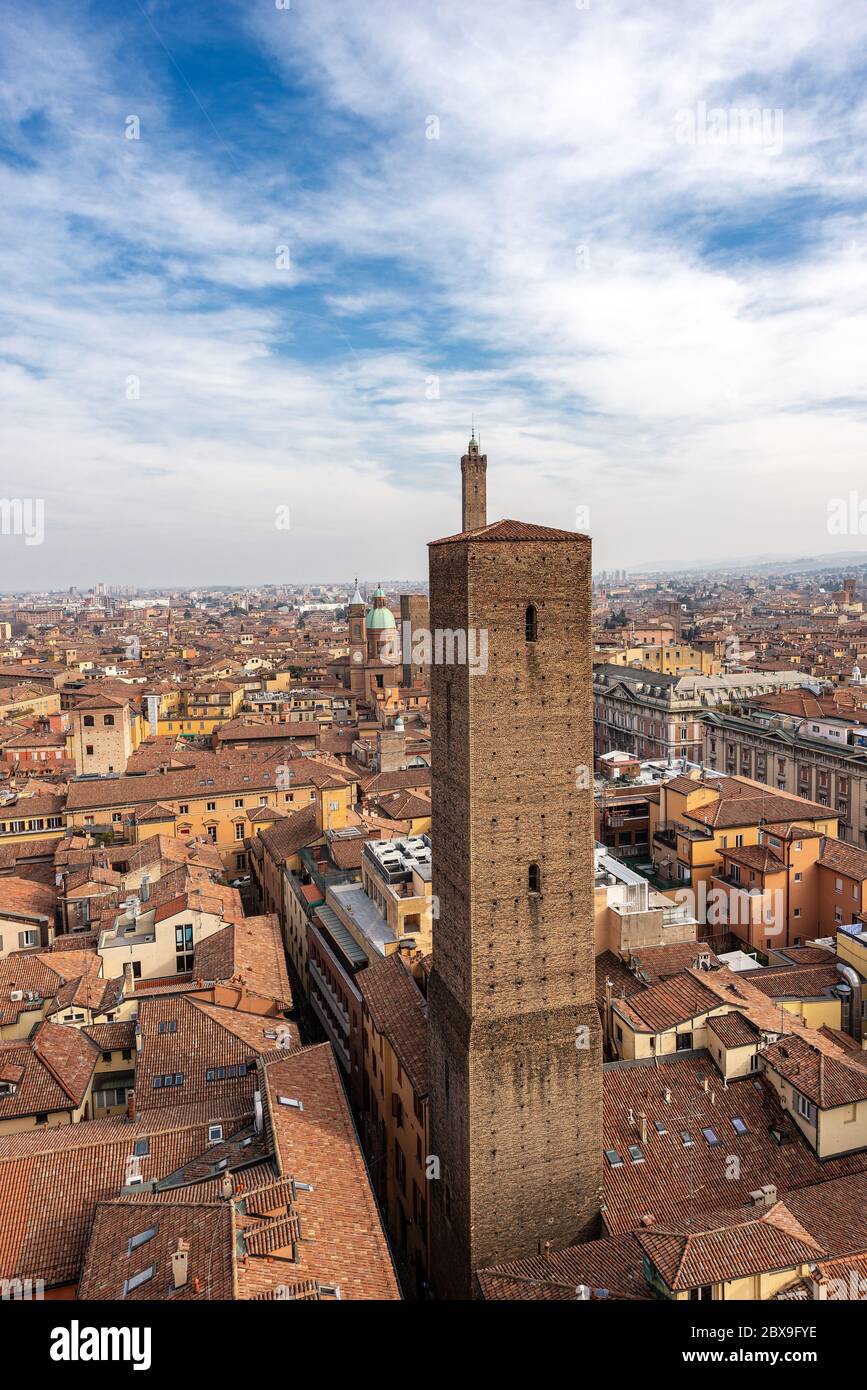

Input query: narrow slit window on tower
[525,603,538,642]
[528,862,541,894]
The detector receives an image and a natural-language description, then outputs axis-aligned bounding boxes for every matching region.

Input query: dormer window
[525,604,538,642]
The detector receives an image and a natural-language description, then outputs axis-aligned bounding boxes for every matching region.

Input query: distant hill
[625,550,867,577]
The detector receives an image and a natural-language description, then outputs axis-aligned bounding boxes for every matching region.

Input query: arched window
[103,714,115,726]
[83,715,94,727]
[528,862,541,894]
[525,604,538,642]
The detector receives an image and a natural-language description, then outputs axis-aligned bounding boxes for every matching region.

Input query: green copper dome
[366,605,396,630]
[366,584,396,630]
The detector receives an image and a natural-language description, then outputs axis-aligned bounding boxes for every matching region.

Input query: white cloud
[1,0,866,585]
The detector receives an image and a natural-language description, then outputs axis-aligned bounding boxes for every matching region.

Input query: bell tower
[348,580,366,695]
[460,432,487,532]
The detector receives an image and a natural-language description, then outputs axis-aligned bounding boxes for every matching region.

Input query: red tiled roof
[479,1232,649,1301]
[247,1046,400,1300]
[430,518,587,546]
[357,954,429,1095]
[762,1033,867,1107]
[637,1201,824,1290]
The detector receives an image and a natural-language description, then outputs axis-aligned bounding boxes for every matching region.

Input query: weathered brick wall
[428,532,603,1299]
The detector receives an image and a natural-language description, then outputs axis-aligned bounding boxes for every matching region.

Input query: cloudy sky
[1,0,866,589]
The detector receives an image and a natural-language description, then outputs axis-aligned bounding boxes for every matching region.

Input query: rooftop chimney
[172,1238,190,1290]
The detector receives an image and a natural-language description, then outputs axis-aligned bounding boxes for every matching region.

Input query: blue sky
[1,0,866,587]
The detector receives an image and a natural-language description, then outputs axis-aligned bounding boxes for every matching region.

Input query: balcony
[653,826,678,849]
[308,989,351,1071]
[309,958,349,1028]
[714,872,747,890]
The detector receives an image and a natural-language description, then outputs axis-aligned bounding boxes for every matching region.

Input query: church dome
[366,605,396,630]
[366,584,396,630]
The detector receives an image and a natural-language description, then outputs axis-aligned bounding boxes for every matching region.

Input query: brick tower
[460,432,487,532]
[427,460,603,1300]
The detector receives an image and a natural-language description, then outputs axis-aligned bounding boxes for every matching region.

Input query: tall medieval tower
[427,446,602,1300]
[460,432,487,532]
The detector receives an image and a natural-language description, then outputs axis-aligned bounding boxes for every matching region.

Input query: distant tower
[460,431,487,532]
[427,447,603,1299]
[400,593,430,687]
[348,581,367,694]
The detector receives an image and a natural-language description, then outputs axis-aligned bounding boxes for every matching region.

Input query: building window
[103,714,114,726]
[528,862,541,894]
[525,604,538,642]
[83,715,94,727]
[175,923,194,972]
[394,1140,407,1196]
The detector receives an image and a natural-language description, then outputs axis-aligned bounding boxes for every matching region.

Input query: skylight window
[604,1148,624,1169]
[123,1266,155,1295]
[681,1131,694,1147]
[277,1096,303,1110]
[731,1116,749,1136]
[653,1120,667,1135]
[128,1227,157,1254]
[702,1128,720,1145]
[627,1145,645,1165]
